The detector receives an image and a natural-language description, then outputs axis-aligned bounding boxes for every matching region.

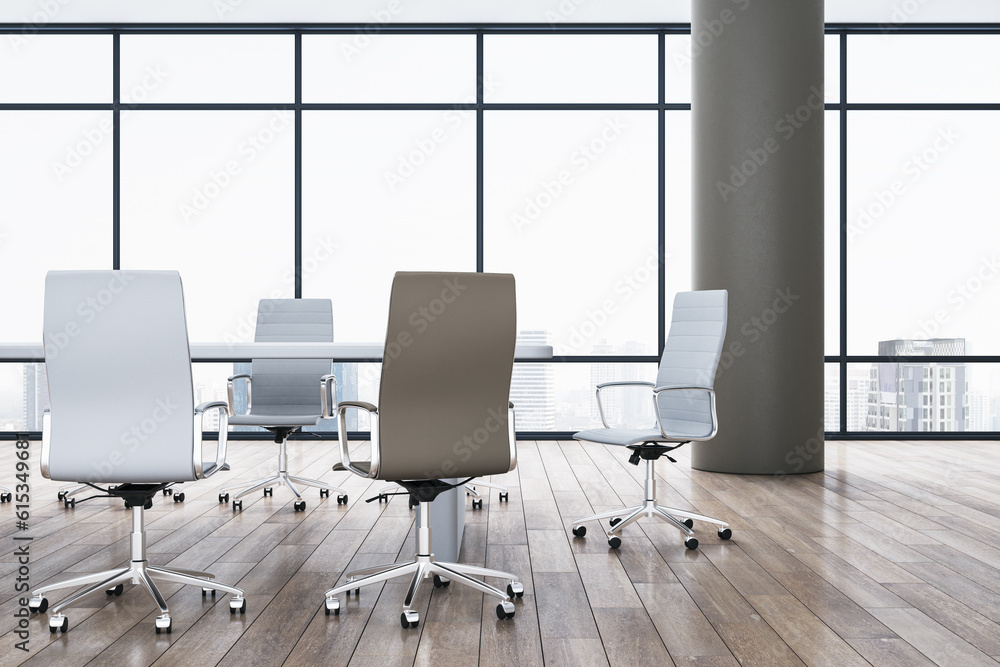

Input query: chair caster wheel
[57,491,66,501]
[718,528,732,540]
[263,487,273,497]
[337,494,348,505]
[400,609,419,628]
[49,615,68,633]
[294,500,306,511]
[155,615,172,634]
[65,498,76,508]
[163,488,172,496]
[106,584,124,596]
[608,536,622,549]
[472,499,483,510]
[684,537,699,550]
[683,518,694,529]
[219,493,230,503]
[325,597,340,615]
[345,582,360,596]
[609,517,622,528]
[433,575,450,588]
[232,499,243,511]
[173,492,185,503]
[495,600,515,619]
[498,492,509,503]
[202,588,216,596]
[506,582,524,598]
[29,596,48,614]
[572,526,586,537]
[230,597,246,614]
[378,493,388,503]
[319,488,330,498]
[0,492,10,503]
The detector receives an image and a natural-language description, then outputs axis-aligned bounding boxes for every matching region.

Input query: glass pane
[847,111,998,354]
[484,111,658,355]
[663,35,692,104]
[302,34,475,103]
[825,34,840,104]
[120,111,295,341]
[848,35,1000,103]
[120,35,293,103]
[301,111,476,341]
[824,363,840,432]
[854,361,997,433]
[0,34,111,103]
[664,111,692,295]
[0,111,112,342]
[485,35,659,103]
[825,111,839,355]
[2,364,39,431]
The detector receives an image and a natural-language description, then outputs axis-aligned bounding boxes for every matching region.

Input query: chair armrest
[194,401,230,478]
[227,374,252,416]
[595,381,656,428]
[320,373,338,420]
[337,401,380,478]
[40,409,52,479]
[650,387,718,441]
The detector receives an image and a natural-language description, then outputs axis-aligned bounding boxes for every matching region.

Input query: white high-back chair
[571,290,731,550]
[30,270,246,635]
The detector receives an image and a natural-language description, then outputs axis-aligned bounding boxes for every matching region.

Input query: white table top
[0,342,553,362]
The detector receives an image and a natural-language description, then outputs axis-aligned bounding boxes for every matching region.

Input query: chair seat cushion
[574,427,687,447]
[228,413,322,427]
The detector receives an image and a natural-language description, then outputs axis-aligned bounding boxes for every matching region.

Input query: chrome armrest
[595,381,656,428]
[194,401,230,478]
[40,409,51,479]
[320,373,338,420]
[507,401,517,472]
[651,386,718,441]
[337,400,379,479]
[227,373,252,416]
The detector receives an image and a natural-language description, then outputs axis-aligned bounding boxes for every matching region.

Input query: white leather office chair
[325,272,523,628]
[31,270,245,634]
[571,290,731,550]
[221,299,348,511]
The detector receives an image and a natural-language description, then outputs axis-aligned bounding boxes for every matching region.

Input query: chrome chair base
[571,457,730,549]
[324,501,521,626]
[30,504,245,633]
[222,437,346,502]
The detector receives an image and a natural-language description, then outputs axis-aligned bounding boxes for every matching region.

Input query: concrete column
[691,0,825,474]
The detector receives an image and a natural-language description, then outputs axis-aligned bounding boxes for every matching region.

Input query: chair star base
[29,503,244,634]
[571,457,730,550]
[222,436,347,503]
[323,500,520,627]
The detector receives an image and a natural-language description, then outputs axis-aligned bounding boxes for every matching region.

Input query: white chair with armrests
[324,271,523,628]
[30,270,246,635]
[220,299,348,511]
[571,289,731,551]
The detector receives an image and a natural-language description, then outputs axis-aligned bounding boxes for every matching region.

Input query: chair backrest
[376,272,516,481]
[250,299,333,417]
[42,270,197,483]
[655,290,728,438]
